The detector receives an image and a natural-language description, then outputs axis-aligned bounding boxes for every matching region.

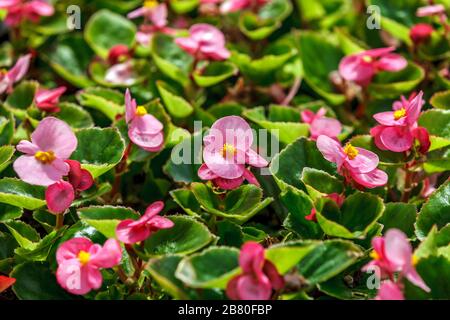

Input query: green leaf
[169,0,199,14]
[90,59,150,88]
[419,109,450,139]
[193,61,237,87]
[368,61,425,99]
[77,87,124,121]
[301,167,344,195]
[265,241,318,274]
[151,34,193,86]
[145,255,189,299]
[144,216,215,256]
[0,178,46,210]
[0,145,14,173]
[42,34,95,88]
[15,227,67,262]
[170,188,203,218]
[415,181,450,240]
[157,81,194,118]
[11,262,74,300]
[379,202,416,237]
[71,127,125,178]
[430,90,450,110]
[297,240,363,284]
[175,246,240,289]
[298,31,345,105]
[84,9,136,58]
[4,220,40,250]
[379,16,413,47]
[239,13,281,40]
[0,203,22,222]
[190,182,273,224]
[0,231,17,260]
[317,192,384,239]
[5,81,38,117]
[270,137,337,192]
[56,103,94,129]
[78,206,140,239]
[244,107,309,144]
[415,225,450,260]
[0,108,15,146]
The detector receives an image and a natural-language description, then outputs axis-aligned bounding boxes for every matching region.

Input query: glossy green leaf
[379,202,416,237]
[0,203,22,222]
[77,87,124,121]
[430,90,450,110]
[0,145,14,173]
[193,61,237,87]
[419,109,450,139]
[0,178,46,210]
[56,103,94,129]
[157,81,194,118]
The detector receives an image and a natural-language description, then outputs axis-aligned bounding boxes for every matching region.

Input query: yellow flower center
[221,143,236,158]
[144,0,158,8]
[34,151,56,164]
[362,55,373,63]
[78,250,91,266]
[411,255,419,266]
[394,108,407,120]
[343,143,359,160]
[135,106,147,117]
[370,250,380,260]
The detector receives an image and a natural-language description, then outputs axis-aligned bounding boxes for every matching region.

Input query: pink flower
[226,242,284,300]
[116,201,174,244]
[220,0,267,14]
[198,116,268,190]
[35,86,66,113]
[13,117,77,186]
[175,24,230,61]
[65,160,94,192]
[132,4,175,46]
[409,23,434,45]
[0,0,54,27]
[127,1,166,25]
[370,91,430,153]
[105,61,137,86]
[338,47,407,86]
[107,45,132,65]
[125,89,164,152]
[0,275,15,293]
[46,180,75,214]
[416,4,446,17]
[301,108,342,141]
[305,193,345,222]
[363,229,430,293]
[375,281,405,300]
[56,238,122,295]
[316,135,388,189]
[0,54,31,95]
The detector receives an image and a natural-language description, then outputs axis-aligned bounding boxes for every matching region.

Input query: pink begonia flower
[362,229,430,293]
[105,61,137,86]
[375,281,405,300]
[132,3,175,46]
[45,160,93,214]
[46,180,75,214]
[0,54,31,95]
[198,116,268,190]
[416,4,446,17]
[107,45,132,65]
[35,86,66,113]
[175,24,230,61]
[226,242,284,300]
[301,108,342,141]
[13,117,77,186]
[316,135,388,189]
[338,47,407,86]
[370,91,430,153]
[0,0,54,27]
[220,0,268,14]
[125,89,164,152]
[305,193,345,222]
[409,23,434,45]
[56,238,122,295]
[0,275,15,293]
[116,201,174,244]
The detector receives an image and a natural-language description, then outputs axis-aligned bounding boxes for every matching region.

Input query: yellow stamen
[34,151,56,164]
[411,255,419,266]
[135,106,147,117]
[144,0,158,8]
[221,143,236,158]
[78,250,91,266]
[362,55,373,63]
[343,143,359,160]
[370,250,380,260]
[394,108,407,120]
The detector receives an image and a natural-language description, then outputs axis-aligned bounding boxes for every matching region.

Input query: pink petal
[345,147,379,174]
[143,201,164,219]
[300,109,316,124]
[338,55,375,86]
[226,276,241,300]
[147,216,174,230]
[310,117,342,140]
[130,114,163,135]
[350,168,388,188]
[16,140,39,155]
[379,126,414,152]
[262,260,284,290]
[128,128,164,152]
[150,4,168,28]
[375,281,405,300]
[316,135,345,167]
[373,111,406,126]
[376,54,407,72]
[127,7,146,19]
[31,117,77,159]
[370,125,389,151]
[7,54,31,83]
[363,47,396,58]
[90,239,122,269]
[384,229,412,271]
[198,163,219,180]
[417,4,446,17]
[28,0,54,16]
[125,89,137,124]
[235,274,272,300]
[210,116,253,151]
[175,37,199,56]
[35,87,66,106]
[239,241,265,274]
[405,91,424,126]
[203,149,245,179]
[56,261,91,295]
[213,176,245,190]
[116,220,150,244]
[246,148,268,168]
[243,168,260,187]
[404,267,430,292]
[56,237,92,265]
[45,180,74,214]
[13,155,70,186]
[105,62,135,85]
[412,126,430,154]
